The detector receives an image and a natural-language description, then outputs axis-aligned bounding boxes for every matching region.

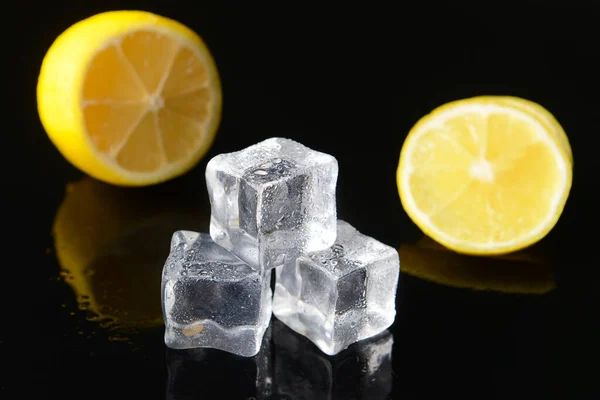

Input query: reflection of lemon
[37,11,222,186]
[399,237,556,294]
[53,177,210,331]
[397,96,572,255]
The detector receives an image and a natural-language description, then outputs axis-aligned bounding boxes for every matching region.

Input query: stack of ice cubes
[161,137,400,357]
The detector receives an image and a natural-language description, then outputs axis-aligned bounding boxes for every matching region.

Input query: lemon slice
[397,97,573,255]
[37,11,222,186]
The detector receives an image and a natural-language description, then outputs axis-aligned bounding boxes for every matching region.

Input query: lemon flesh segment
[82,30,213,173]
[398,101,572,255]
[37,11,222,186]
[472,96,573,163]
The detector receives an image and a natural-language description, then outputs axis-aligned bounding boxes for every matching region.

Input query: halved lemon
[397,96,572,255]
[37,11,222,186]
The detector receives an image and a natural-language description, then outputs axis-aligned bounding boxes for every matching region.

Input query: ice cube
[161,231,272,357]
[273,220,399,355]
[205,137,338,270]
[272,319,393,399]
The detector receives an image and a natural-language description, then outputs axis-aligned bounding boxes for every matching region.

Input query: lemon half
[397,96,572,255]
[37,10,222,186]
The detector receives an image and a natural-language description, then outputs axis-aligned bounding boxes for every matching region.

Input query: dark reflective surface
[166,338,265,400]
[16,4,599,399]
[28,175,595,400]
[53,177,211,338]
[399,236,556,294]
[271,320,393,400]
[166,320,393,400]
[33,169,589,398]
[42,178,575,398]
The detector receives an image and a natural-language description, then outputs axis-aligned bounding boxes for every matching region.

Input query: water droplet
[108,334,128,342]
[215,231,227,240]
[261,162,273,168]
[254,169,268,175]
[100,318,116,329]
[85,310,100,320]
[273,158,282,163]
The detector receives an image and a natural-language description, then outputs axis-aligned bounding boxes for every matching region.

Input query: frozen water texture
[272,319,393,399]
[206,137,338,270]
[273,220,399,355]
[162,231,272,357]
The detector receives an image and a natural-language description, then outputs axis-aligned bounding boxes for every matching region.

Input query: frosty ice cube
[162,231,272,357]
[273,220,399,355]
[205,137,338,270]
[272,319,393,399]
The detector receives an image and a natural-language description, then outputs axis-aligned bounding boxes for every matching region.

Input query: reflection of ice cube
[206,137,338,270]
[272,319,393,399]
[161,231,271,357]
[273,220,399,355]
[254,324,274,400]
[166,325,272,400]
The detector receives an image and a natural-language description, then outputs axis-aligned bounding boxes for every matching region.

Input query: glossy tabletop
[11,4,598,399]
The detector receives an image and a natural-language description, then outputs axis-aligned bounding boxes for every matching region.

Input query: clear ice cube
[273,220,399,355]
[162,231,272,357]
[205,137,338,270]
[271,319,393,399]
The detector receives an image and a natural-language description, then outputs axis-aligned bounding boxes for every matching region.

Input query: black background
[8,2,599,399]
